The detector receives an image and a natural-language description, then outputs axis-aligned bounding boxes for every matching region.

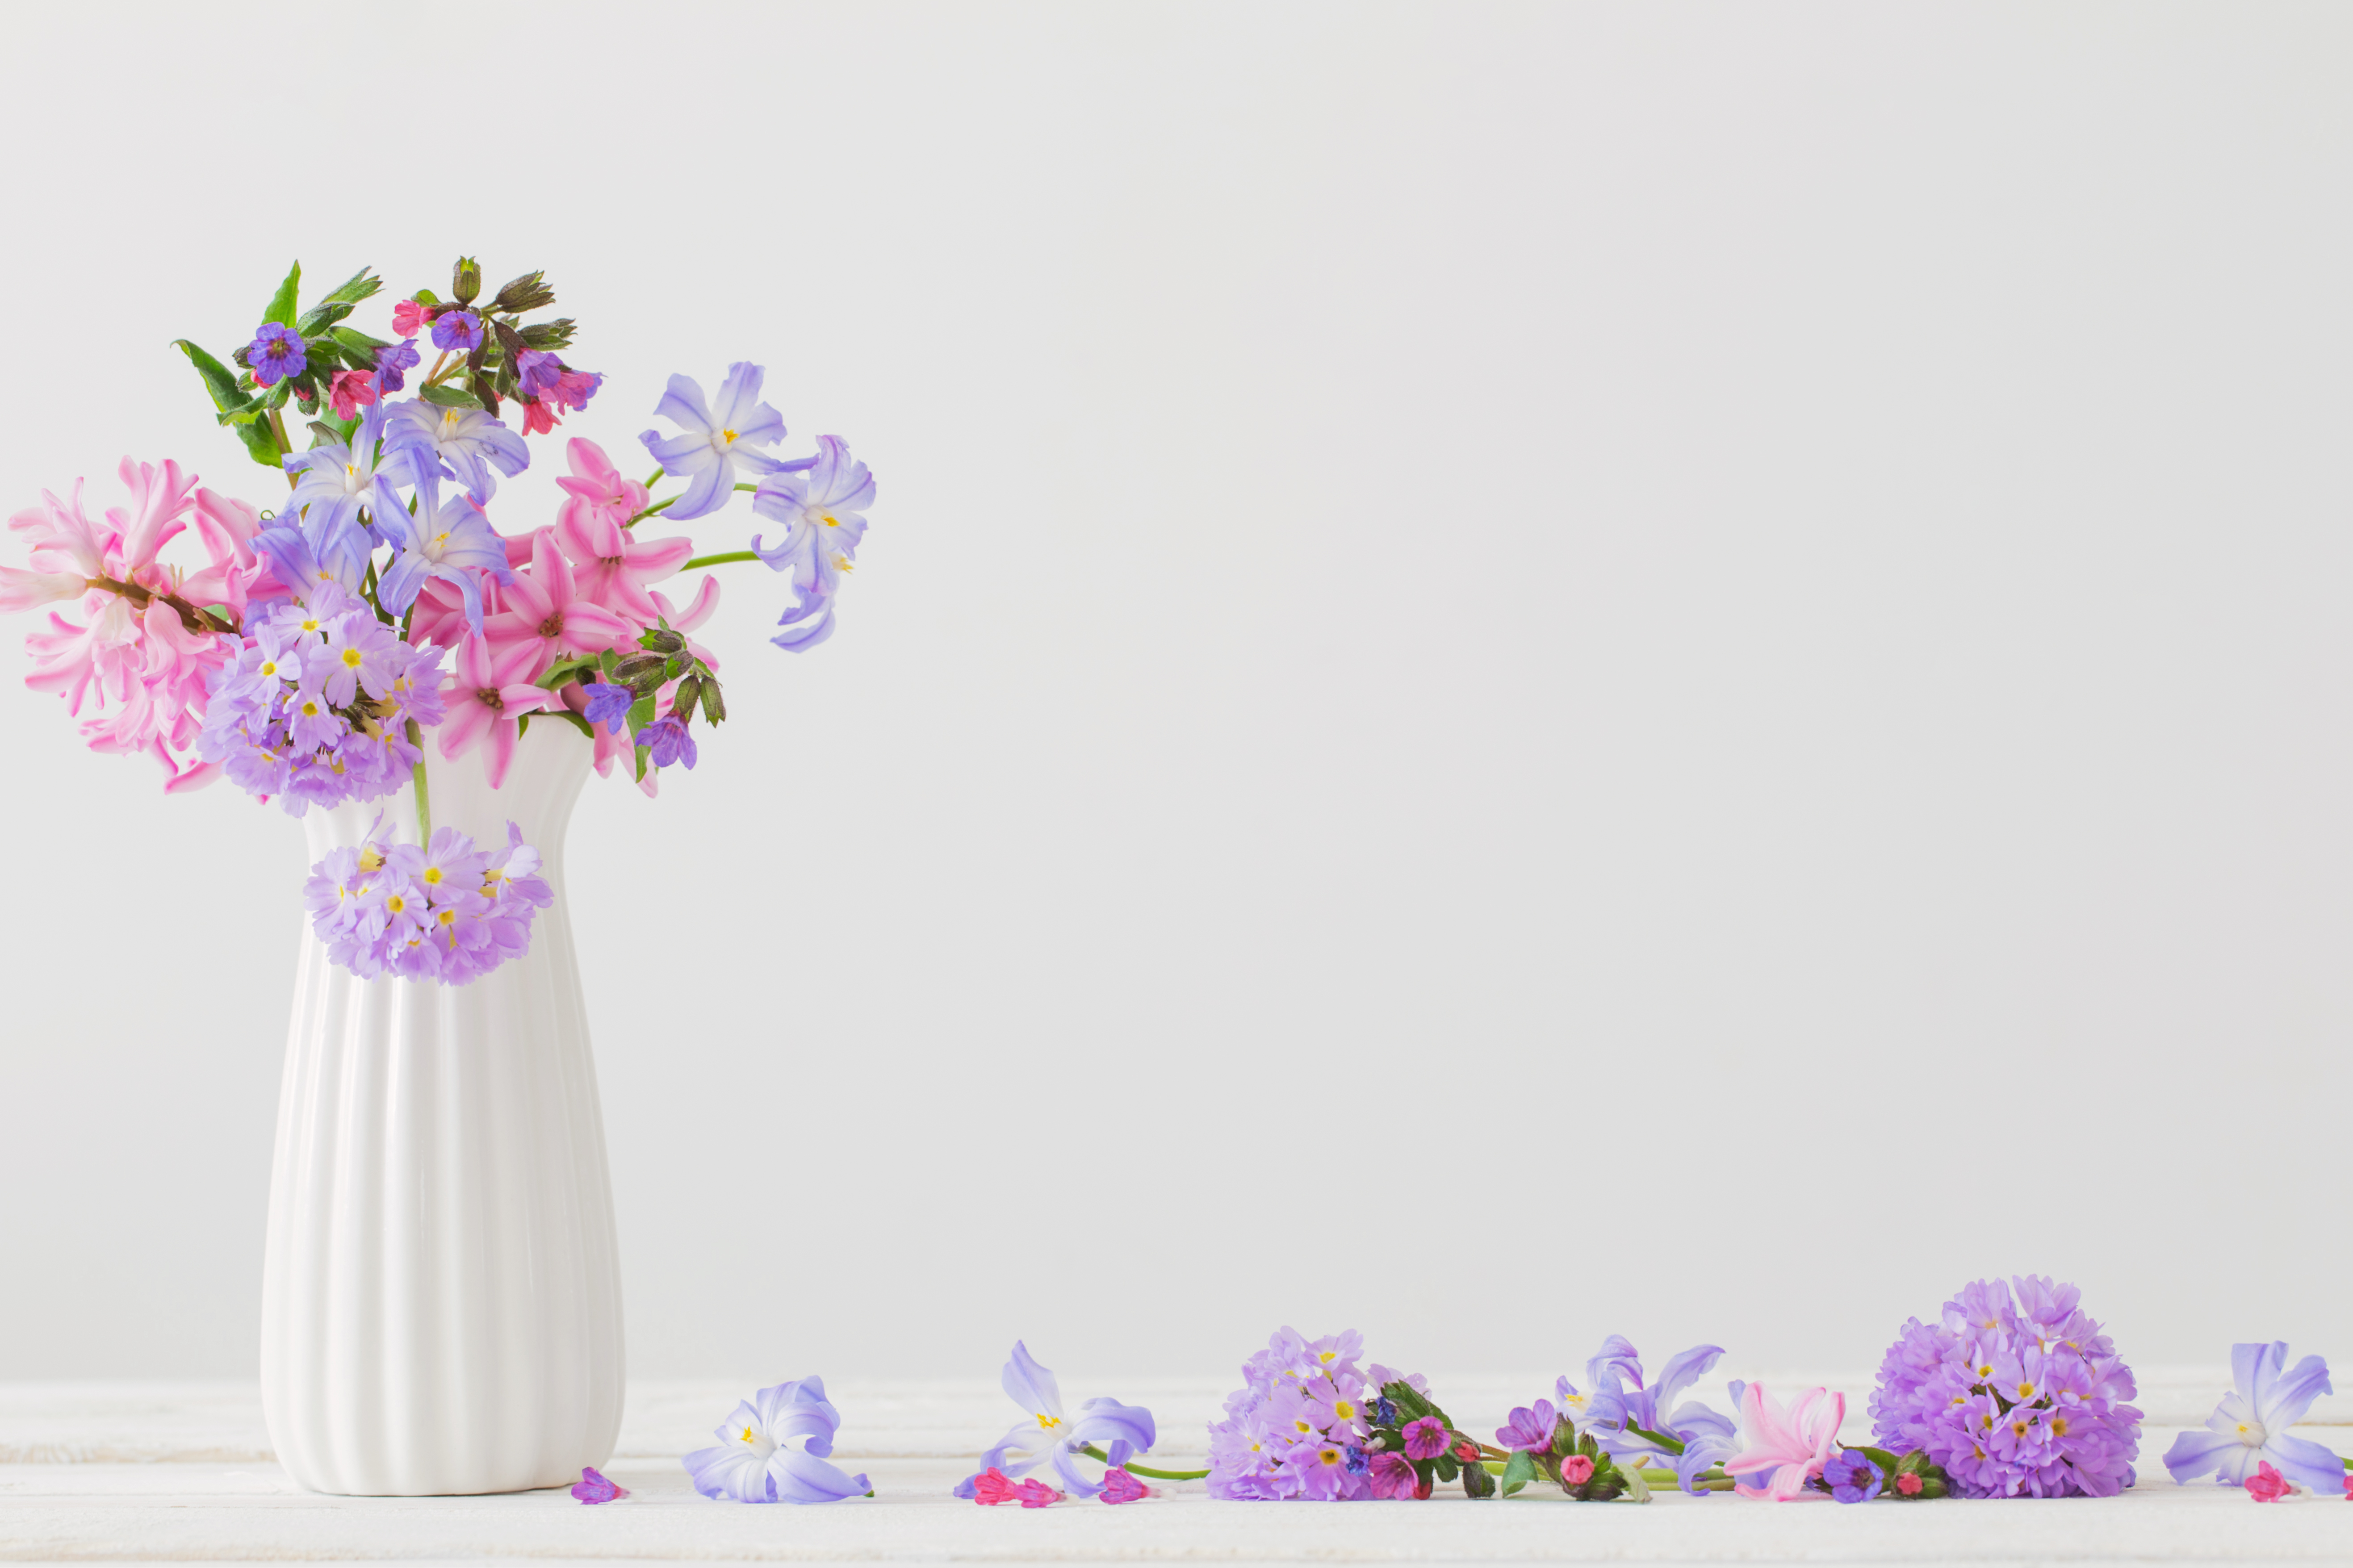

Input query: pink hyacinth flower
[438,633,557,789]
[554,444,689,626]
[970,1466,1020,1505]
[1724,1383,1845,1501]
[1013,1477,1063,1508]
[1098,1467,1149,1504]
[2246,1460,2293,1502]
[488,527,641,680]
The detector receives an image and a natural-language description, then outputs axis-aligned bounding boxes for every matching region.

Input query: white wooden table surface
[4,1373,2349,1563]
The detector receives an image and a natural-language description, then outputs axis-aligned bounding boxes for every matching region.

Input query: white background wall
[1,1,2346,1391]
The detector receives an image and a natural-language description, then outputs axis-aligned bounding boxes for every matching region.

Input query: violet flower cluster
[1869,1276,2142,1498]
[197,585,445,813]
[301,821,551,983]
[1207,1328,1385,1500]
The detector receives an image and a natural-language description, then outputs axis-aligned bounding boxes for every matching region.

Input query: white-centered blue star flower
[638,362,788,520]
[2163,1342,2343,1492]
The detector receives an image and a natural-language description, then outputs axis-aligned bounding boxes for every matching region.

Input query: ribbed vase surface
[260,727,624,1495]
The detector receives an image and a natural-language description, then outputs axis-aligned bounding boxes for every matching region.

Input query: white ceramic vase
[259,726,625,1495]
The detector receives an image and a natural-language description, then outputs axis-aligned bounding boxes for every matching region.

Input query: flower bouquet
[1,257,876,1495]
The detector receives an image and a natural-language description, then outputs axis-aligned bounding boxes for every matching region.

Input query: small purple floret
[1496,1400,1557,1453]
[1823,1449,1882,1504]
[1401,1417,1449,1462]
[641,713,697,769]
[571,1466,628,1504]
[580,680,634,734]
[374,337,421,393]
[248,323,307,387]
[516,348,563,396]
[431,308,484,352]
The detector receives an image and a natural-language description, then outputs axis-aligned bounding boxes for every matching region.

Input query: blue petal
[2255,1355,2333,1431]
[708,361,766,431]
[663,456,734,522]
[2233,1342,2285,1404]
[377,552,428,616]
[683,1442,775,1503]
[768,1445,869,1504]
[1653,1345,1725,1411]
[1050,1442,1101,1498]
[1002,1342,1063,1422]
[2161,1428,2238,1482]
[2266,1432,2349,1493]
[642,429,714,472]
[425,562,486,634]
[1070,1396,1156,1455]
[655,374,716,437]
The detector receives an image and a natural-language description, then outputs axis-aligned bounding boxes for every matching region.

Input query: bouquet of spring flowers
[3,257,874,984]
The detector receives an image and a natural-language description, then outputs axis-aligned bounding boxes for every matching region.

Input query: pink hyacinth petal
[570,1466,628,1504]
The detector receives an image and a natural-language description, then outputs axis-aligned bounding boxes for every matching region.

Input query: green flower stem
[406,719,431,841]
[681,550,761,571]
[625,481,763,530]
[1075,1443,1208,1481]
[1625,1424,1687,1455]
[267,410,293,479]
[1637,1468,1680,1485]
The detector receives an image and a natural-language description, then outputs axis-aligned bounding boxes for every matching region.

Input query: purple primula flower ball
[1207,1327,1376,1501]
[431,308,484,352]
[641,713,697,769]
[375,337,422,393]
[248,323,306,387]
[1870,1276,2143,1499]
[1823,1449,1882,1503]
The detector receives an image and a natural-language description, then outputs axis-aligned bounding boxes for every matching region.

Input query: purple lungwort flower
[682,1376,871,1505]
[1869,1275,2142,1499]
[247,322,306,387]
[373,470,511,632]
[1400,1417,1449,1462]
[383,397,531,503]
[1823,1448,1884,1504]
[639,713,697,770]
[515,348,563,396]
[637,362,788,521]
[953,1342,1160,1501]
[284,401,407,547]
[2163,1343,2343,1493]
[430,308,484,352]
[374,337,422,394]
[579,680,634,734]
[1587,1340,1741,1496]
[1496,1400,1557,1453]
[750,435,872,654]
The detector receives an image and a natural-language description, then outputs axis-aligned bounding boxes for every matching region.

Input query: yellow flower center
[342,648,363,668]
[423,867,443,885]
[741,1426,756,1444]
[386,895,406,914]
[721,428,738,444]
[1035,1413,1061,1431]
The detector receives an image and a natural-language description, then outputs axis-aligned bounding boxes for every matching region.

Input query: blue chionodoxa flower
[750,434,874,653]
[383,397,530,503]
[682,1376,871,1503]
[1560,1336,1742,1495]
[953,1342,1159,1500]
[638,362,790,521]
[372,470,512,634]
[2163,1342,2345,1492]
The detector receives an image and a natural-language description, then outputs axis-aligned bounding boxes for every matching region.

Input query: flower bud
[491,270,556,314]
[669,675,701,726]
[452,256,482,304]
[698,677,726,726]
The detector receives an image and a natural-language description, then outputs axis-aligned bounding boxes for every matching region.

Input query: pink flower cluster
[413,439,715,793]
[970,1468,1063,1507]
[5,459,283,791]
[303,821,552,983]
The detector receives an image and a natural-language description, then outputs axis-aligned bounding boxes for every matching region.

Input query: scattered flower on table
[1869,1275,2141,1498]
[1823,1449,1884,1503]
[1098,1463,1152,1504]
[1724,1383,1844,1501]
[2244,1460,2294,1502]
[2162,1342,2343,1493]
[570,1466,627,1503]
[955,1342,1160,1502]
[1575,1338,1741,1496]
[682,1376,872,1504]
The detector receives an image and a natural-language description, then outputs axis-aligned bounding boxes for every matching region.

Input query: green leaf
[1499,1449,1535,1497]
[173,339,281,467]
[293,299,357,339]
[330,325,392,355]
[419,383,481,410]
[308,415,358,449]
[632,743,650,783]
[541,709,595,740]
[317,266,382,309]
[626,693,658,736]
[1618,1463,1651,1504]
[1433,1453,1459,1484]
[1460,1458,1495,1499]
[262,261,301,329]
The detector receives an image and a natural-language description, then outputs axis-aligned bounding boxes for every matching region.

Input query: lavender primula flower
[374,337,421,394]
[580,680,634,734]
[373,470,511,631]
[284,401,407,547]
[682,1376,871,1505]
[248,323,306,386]
[638,362,788,521]
[2163,1343,2342,1492]
[955,1342,1159,1501]
[430,308,484,352]
[750,434,872,653]
[314,610,402,708]
[384,397,530,503]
